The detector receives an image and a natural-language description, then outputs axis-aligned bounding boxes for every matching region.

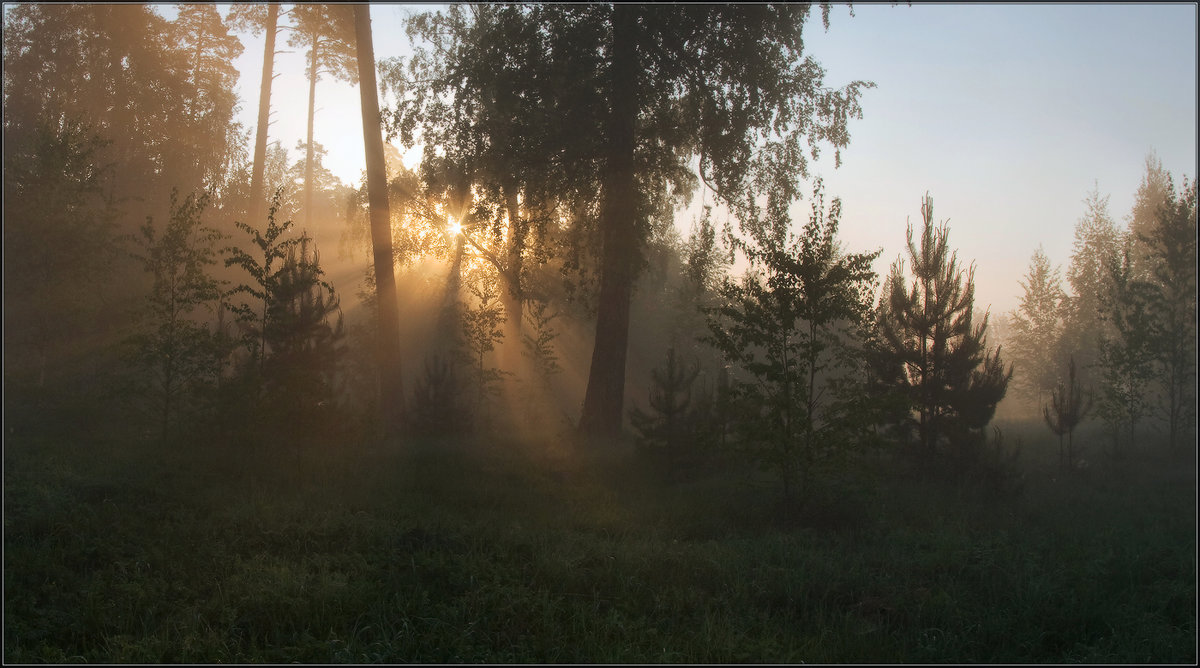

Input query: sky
[226,2,1198,316]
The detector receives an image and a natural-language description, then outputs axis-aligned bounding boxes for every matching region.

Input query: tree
[228,2,282,224]
[128,190,229,443]
[170,4,244,193]
[289,4,357,232]
[3,4,241,210]
[706,182,879,499]
[383,5,568,376]
[1126,151,1173,281]
[872,194,1012,459]
[461,266,509,422]
[260,234,346,441]
[1138,175,1198,452]
[353,4,405,437]
[1096,242,1157,454]
[629,347,704,471]
[387,4,873,438]
[579,4,876,438]
[3,121,119,390]
[1043,356,1093,471]
[225,191,302,375]
[1063,184,1122,391]
[1008,246,1066,408]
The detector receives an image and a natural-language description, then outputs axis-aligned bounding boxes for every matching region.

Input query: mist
[4,3,1195,663]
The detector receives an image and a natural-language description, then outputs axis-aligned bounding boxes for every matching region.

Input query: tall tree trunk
[354,4,405,436]
[579,5,638,439]
[248,3,278,224]
[304,31,319,232]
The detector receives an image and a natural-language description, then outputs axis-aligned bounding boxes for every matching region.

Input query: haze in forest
[3,4,1196,662]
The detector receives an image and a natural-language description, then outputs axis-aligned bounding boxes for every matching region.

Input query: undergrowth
[4,423,1195,663]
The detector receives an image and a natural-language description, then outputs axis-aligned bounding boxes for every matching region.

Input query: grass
[4,419,1196,663]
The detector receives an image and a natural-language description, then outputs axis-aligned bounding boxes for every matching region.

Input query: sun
[446,218,463,236]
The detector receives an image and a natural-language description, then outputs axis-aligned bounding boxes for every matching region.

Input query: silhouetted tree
[707,182,879,499]
[170,4,244,193]
[261,234,346,442]
[630,346,702,470]
[1138,175,1198,452]
[387,5,873,438]
[1063,184,1122,391]
[225,190,301,374]
[289,4,357,231]
[228,2,282,224]
[3,121,119,391]
[872,194,1011,460]
[1043,356,1093,471]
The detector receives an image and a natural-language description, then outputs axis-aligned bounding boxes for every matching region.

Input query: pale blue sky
[230,3,1198,315]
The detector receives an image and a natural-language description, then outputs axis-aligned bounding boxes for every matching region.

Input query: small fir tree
[630,347,702,469]
[1043,356,1093,471]
[872,193,1012,460]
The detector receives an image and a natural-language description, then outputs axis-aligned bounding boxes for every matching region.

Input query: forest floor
[4,419,1196,663]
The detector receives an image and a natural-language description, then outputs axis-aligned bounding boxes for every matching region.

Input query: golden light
[446,217,463,236]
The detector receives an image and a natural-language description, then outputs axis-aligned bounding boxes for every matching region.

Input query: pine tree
[1043,356,1093,471]
[261,233,345,429]
[630,346,701,464]
[873,193,1011,460]
[1063,184,1122,391]
[128,189,229,443]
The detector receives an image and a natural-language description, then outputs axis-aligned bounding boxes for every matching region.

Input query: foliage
[1042,356,1093,471]
[3,4,245,209]
[630,347,705,472]
[126,190,230,443]
[225,191,302,372]
[1062,184,1122,390]
[1096,242,1158,455]
[224,191,346,442]
[2,120,120,390]
[707,181,879,498]
[385,3,875,436]
[521,299,563,387]
[409,354,471,438]
[169,3,245,195]
[872,194,1012,460]
[1136,174,1198,451]
[261,236,346,439]
[1007,246,1066,408]
[461,266,510,421]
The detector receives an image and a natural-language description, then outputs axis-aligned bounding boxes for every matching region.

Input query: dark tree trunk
[354,5,405,436]
[248,3,278,224]
[579,5,639,439]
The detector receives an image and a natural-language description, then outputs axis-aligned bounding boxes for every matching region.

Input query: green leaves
[706,180,879,497]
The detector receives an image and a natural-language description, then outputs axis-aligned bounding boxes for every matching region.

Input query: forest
[3,3,1196,663]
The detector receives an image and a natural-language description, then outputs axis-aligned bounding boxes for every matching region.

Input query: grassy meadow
[4,419,1196,663]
